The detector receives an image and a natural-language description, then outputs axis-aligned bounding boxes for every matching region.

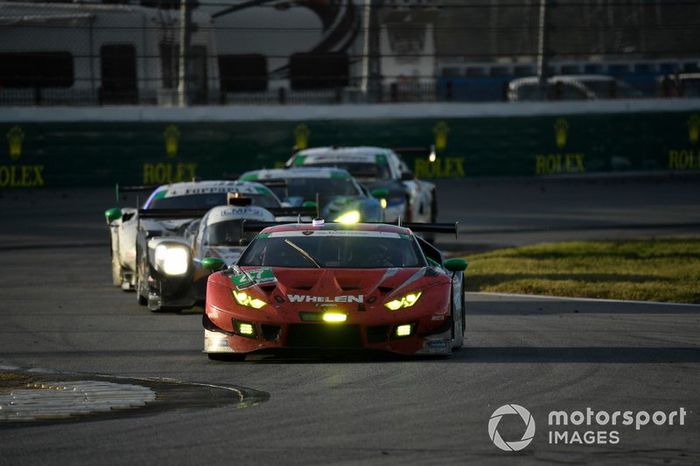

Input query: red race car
[202,221,467,360]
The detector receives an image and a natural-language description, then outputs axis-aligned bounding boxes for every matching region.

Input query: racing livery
[203,222,468,359]
[239,167,384,223]
[285,146,437,224]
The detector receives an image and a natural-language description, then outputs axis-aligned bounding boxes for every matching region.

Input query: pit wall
[2,100,700,188]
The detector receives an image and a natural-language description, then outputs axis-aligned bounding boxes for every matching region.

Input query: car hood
[229,266,446,303]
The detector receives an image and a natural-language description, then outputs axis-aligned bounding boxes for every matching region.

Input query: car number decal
[231,267,276,289]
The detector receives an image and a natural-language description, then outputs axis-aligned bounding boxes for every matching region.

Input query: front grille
[286,324,362,349]
[366,325,390,343]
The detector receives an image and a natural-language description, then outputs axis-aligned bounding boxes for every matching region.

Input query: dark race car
[239,167,384,223]
[202,221,467,360]
[285,146,437,224]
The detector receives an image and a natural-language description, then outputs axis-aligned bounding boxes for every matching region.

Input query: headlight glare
[233,290,267,309]
[384,291,422,311]
[335,210,361,224]
[154,244,189,275]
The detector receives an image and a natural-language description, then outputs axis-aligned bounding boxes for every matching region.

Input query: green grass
[463,237,700,303]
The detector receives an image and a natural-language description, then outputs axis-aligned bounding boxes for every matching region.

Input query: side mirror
[370,188,389,199]
[444,258,468,272]
[105,207,122,223]
[201,257,226,271]
[400,171,414,181]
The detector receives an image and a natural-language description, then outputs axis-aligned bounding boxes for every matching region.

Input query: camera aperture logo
[488,404,536,451]
[489,404,688,451]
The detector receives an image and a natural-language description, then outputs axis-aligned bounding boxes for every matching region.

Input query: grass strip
[463,237,700,304]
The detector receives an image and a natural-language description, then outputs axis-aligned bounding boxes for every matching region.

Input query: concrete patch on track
[0,366,269,425]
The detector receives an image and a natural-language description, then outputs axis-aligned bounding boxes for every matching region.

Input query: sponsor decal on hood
[286,294,364,303]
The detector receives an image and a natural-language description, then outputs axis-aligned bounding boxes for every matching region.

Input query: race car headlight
[385,291,422,311]
[232,290,267,309]
[335,210,361,224]
[154,244,189,276]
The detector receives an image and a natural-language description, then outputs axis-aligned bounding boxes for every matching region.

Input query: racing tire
[452,283,465,351]
[135,254,147,306]
[461,277,466,335]
[110,250,122,287]
[207,353,247,362]
[403,196,413,224]
[136,280,147,306]
[134,247,148,306]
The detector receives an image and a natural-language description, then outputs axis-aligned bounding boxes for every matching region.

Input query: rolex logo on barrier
[534,118,585,175]
[1,126,45,187]
[688,114,700,145]
[143,124,196,184]
[554,118,569,149]
[433,120,449,151]
[7,126,24,160]
[163,124,181,157]
[294,123,310,150]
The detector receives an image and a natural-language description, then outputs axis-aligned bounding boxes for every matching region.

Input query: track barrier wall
[2,103,700,188]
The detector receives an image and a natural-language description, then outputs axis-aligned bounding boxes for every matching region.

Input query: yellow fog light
[335,210,360,224]
[322,312,347,323]
[233,290,267,309]
[395,324,412,337]
[238,322,255,336]
[385,291,422,311]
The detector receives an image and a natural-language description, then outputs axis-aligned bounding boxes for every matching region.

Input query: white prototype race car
[104,180,284,291]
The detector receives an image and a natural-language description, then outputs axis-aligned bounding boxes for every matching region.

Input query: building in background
[1,0,699,105]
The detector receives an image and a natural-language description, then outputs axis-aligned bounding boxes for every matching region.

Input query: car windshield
[204,220,257,246]
[270,178,362,204]
[238,233,425,268]
[146,193,279,209]
[307,162,391,181]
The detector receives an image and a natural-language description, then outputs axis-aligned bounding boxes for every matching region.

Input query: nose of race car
[204,266,452,354]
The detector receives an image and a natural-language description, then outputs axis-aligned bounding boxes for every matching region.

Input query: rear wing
[137,206,316,221]
[267,206,316,218]
[240,221,459,238]
[114,183,158,203]
[254,179,288,189]
[137,208,211,220]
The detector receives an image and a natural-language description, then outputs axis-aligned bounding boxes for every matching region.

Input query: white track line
[469,291,700,308]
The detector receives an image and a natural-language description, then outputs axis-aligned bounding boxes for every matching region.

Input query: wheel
[207,353,247,361]
[461,277,466,334]
[148,292,164,313]
[452,280,465,350]
[136,275,147,305]
[110,249,122,287]
[135,248,147,306]
[403,196,413,223]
